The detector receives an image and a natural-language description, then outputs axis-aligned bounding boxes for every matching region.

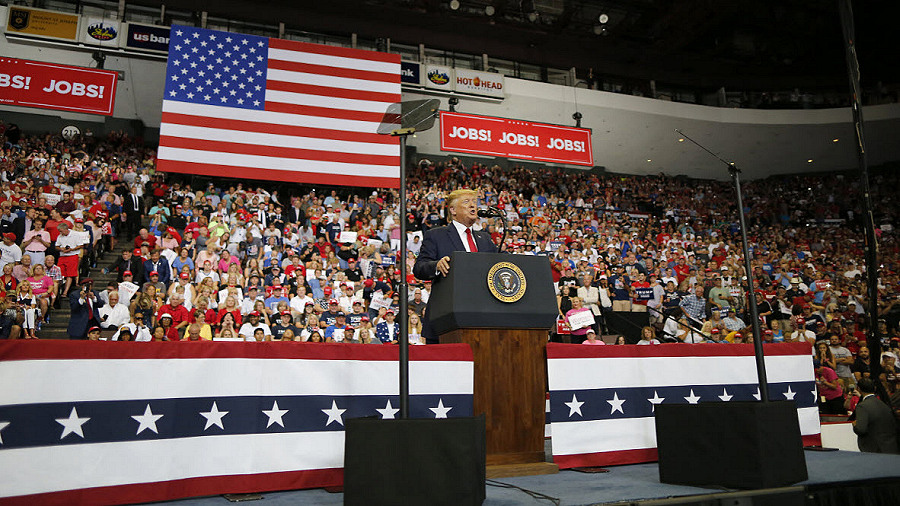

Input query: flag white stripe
[550,406,820,457]
[157,147,399,176]
[548,355,813,391]
[267,68,399,95]
[268,48,400,75]
[265,89,394,113]
[161,101,385,133]
[0,431,344,498]
[160,124,399,156]
[0,359,473,404]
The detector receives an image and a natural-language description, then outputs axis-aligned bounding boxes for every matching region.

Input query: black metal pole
[731,165,768,402]
[676,129,769,401]
[838,0,882,382]
[398,134,410,418]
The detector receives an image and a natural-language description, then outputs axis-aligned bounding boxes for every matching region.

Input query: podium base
[487,462,559,479]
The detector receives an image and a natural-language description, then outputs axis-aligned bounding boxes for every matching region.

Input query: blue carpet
[153,450,900,506]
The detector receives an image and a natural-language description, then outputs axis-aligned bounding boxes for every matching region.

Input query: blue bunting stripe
[0,393,472,450]
[549,381,815,423]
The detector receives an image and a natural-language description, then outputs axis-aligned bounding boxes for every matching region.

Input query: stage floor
[157,449,900,506]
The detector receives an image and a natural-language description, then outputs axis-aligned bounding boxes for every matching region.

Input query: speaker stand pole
[391,128,413,418]
[675,130,768,401]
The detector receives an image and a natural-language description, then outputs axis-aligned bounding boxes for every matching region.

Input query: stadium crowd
[1,122,899,421]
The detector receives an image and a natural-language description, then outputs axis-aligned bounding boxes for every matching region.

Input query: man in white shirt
[0,232,22,270]
[55,221,87,296]
[99,291,132,329]
[238,311,271,341]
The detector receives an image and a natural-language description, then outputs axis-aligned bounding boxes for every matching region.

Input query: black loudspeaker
[655,401,808,489]
[606,311,650,343]
[344,415,486,506]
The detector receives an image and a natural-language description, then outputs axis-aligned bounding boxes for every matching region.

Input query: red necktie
[466,228,478,253]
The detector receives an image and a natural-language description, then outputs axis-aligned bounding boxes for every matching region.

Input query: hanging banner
[0,58,118,115]
[6,6,79,41]
[400,61,421,86]
[440,111,594,166]
[80,17,121,47]
[424,65,453,91]
[123,22,171,53]
[454,68,504,98]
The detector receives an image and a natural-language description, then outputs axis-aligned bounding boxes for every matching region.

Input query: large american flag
[0,342,473,505]
[547,342,821,468]
[157,25,400,188]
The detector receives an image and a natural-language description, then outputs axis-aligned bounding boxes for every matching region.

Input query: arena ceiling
[135,0,897,90]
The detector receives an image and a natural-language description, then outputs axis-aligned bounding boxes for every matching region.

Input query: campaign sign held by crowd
[0,58,118,115]
[440,111,593,166]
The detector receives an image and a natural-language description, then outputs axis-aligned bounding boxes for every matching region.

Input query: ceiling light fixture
[598,13,609,24]
[449,0,460,10]
[485,5,495,16]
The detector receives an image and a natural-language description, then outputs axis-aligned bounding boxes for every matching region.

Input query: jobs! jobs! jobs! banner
[0,58,118,115]
[439,111,593,166]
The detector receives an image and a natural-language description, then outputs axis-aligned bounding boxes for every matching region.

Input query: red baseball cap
[133,248,142,255]
[180,272,190,279]
[329,298,338,305]
[123,270,132,276]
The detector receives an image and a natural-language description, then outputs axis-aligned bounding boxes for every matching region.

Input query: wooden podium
[430,252,558,478]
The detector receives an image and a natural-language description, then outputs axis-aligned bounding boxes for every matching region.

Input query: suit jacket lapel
[447,225,466,252]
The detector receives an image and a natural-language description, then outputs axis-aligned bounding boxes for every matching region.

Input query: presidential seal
[487,262,526,303]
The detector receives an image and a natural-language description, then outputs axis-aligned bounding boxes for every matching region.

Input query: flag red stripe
[546,341,812,359]
[157,160,400,188]
[268,37,400,64]
[158,136,399,167]
[0,341,473,362]
[267,59,398,83]
[266,80,400,103]
[264,101,393,123]
[554,448,659,469]
[161,112,397,145]
[0,468,343,506]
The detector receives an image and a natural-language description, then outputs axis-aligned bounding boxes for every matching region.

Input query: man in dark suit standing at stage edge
[123,187,144,238]
[852,378,898,454]
[413,189,497,344]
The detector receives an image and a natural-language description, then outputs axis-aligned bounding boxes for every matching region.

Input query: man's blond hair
[446,189,478,210]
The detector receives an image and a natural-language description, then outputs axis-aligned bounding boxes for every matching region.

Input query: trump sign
[440,111,593,166]
[0,58,118,115]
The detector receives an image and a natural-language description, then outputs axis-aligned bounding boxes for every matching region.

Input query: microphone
[477,207,503,218]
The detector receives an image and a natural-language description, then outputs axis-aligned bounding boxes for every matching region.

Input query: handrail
[645,304,706,343]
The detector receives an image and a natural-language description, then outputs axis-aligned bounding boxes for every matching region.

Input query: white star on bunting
[684,389,701,404]
[753,388,762,401]
[784,386,796,400]
[132,404,164,435]
[565,394,584,417]
[322,400,347,426]
[0,420,9,444]
[607,392,626,414]
[719,388,734,401]
[56,407,90,439]
[200,402,229,430]
[648,390,665,412]
[376,400,400,420]
[430,399,452,419]
[262,401,289,428]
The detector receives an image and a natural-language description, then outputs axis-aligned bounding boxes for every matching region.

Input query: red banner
[439,111,593,166]
[0,58,118,115]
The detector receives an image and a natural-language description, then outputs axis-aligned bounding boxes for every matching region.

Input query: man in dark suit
[852,378,898,453]
[143,249,172,287]
[106,248,144,283]
[68,278,102,339]
[12,206,35,243]
[413,189,498,344]
[123,187,144,238]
